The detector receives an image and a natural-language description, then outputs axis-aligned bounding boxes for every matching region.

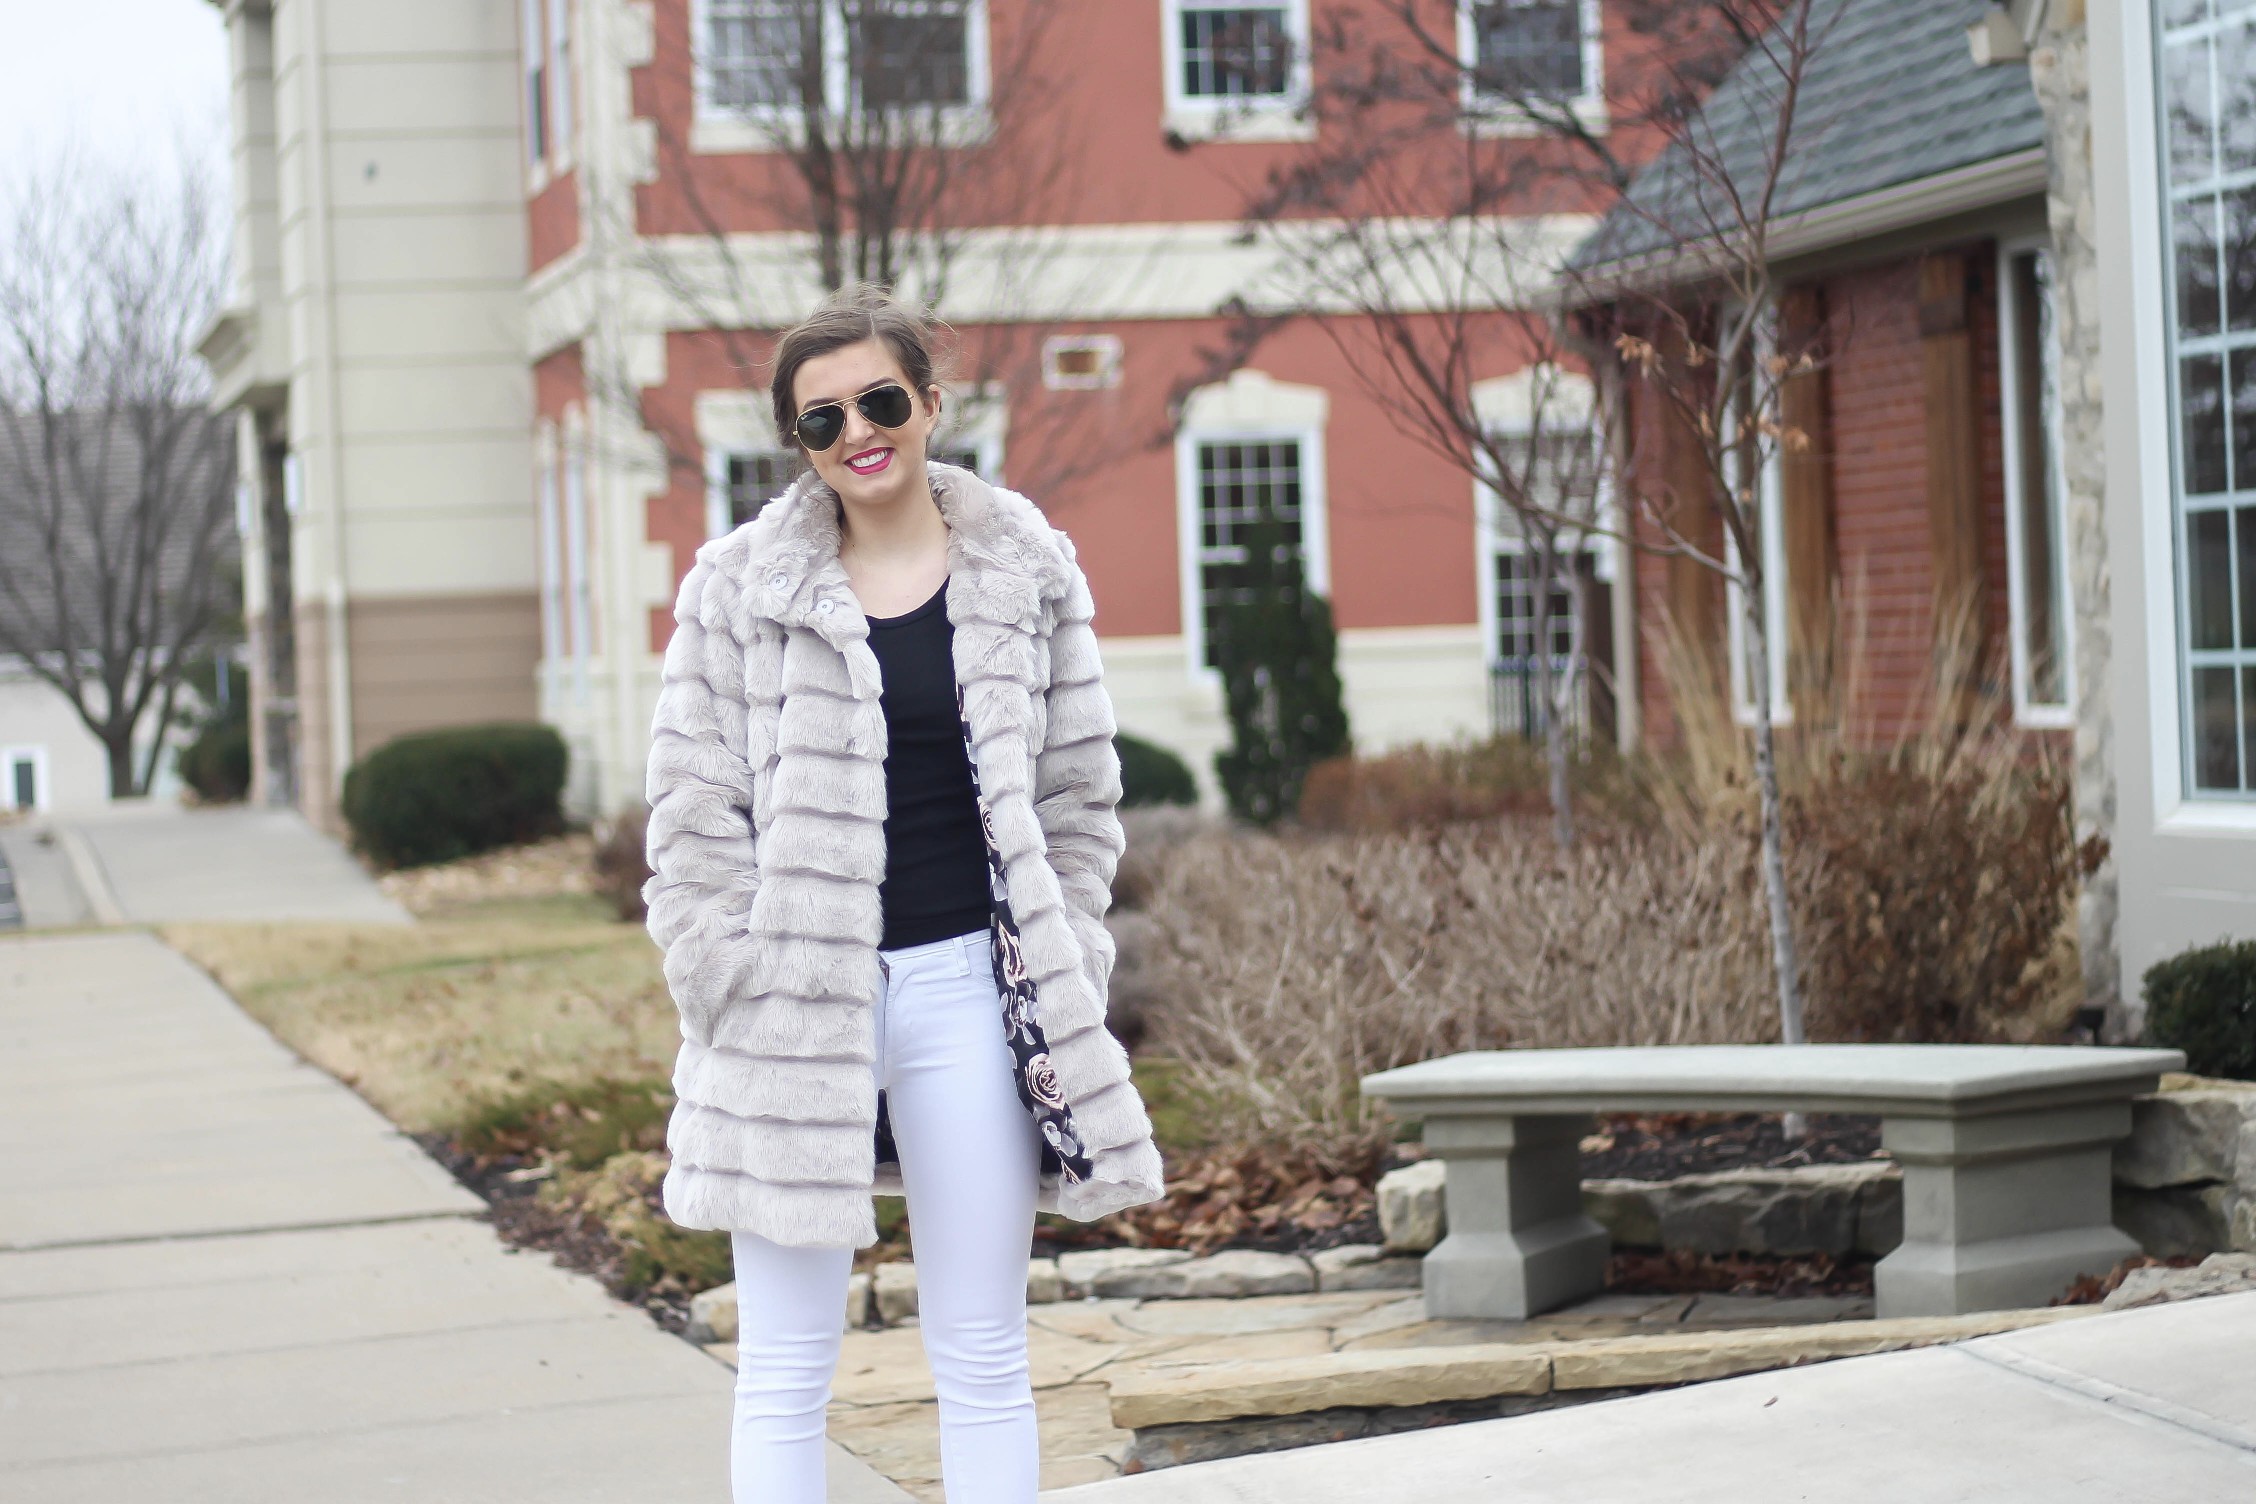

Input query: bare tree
[619,0,1161,513]
[1226,1,1761,847]
[0,154,235,798]
[1572,0,1856,1060]
[1226,0,1851,1061]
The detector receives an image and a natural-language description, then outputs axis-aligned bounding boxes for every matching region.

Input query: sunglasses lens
[858,384,914,429]
[796,404,845,451]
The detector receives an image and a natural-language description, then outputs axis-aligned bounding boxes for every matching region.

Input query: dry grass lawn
[164,894,677,1134]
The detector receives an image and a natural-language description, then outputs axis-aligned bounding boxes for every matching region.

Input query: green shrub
[342,722,567,869]
[179,719,252,804]
[1209,503,1350,825]
[2144,940,2256,1081]
[1116,732,1198,808]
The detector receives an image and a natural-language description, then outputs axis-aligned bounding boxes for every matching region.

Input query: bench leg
[1420,1113,1610,1321]
[1875,1103,2142,1318]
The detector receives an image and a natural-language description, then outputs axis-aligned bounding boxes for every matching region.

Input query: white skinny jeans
[730,927,1043,1504]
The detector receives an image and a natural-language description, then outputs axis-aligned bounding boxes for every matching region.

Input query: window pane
[2235,346,2256,491]
[2185,354,2230,495]
[710,0,818,111]
[851,2,970,109]
[2193,665,2242,789]
[2220,23,2256,174]
[11,758,34,811]
[2190,508,2235,650]
[2179,196,2223,335]
[1196,438,1304,666]
[2241,505,2256,650]
[1180,8,1293,99]
[2012,251,2068,707]
[727,452,802,529]
[1474,1,1585,99]
[933,446,980,473]
[2228,188,2256,334]
[2164,37,2215,185]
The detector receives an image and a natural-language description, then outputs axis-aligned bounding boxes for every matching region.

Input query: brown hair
[768,283,940,447]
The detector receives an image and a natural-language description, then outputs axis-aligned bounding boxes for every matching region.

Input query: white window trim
[1469,368,1614,674]
[560,411,594,707]
[548,0,576,174]
[522,0,550,181]
[1042,333,1124,391]
[1457,0,1609,138]
[2133,0,2256,815]
[1997,234,2077,730]
[933,380,1009,480]
[1720,316,1791,727]
[1174,371,1331,681]
[1160,0,1316,144]
[690,0,995,155]
[535,422,567,685]
[0,744,49,814]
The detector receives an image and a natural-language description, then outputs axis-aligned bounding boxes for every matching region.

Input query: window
[1179,8,1294,98]
[851,2,971,109]
[536,443,566,671]
[2156,0,2256,796]
[0,747,46,813]
[2000,241,2074,725]
[522,0,549,163]
[1476,419,1609,740]
[1722,321,1791,724]
[721,451,804,532]
[1470,1,1586,99]
[1161,1,1311,138]
[548,0,575,157]
[1043,334,1123,391]
[1190,440,1308,668]
[700,0,983,119]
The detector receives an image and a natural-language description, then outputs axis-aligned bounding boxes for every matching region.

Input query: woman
[643,283,1164,1504]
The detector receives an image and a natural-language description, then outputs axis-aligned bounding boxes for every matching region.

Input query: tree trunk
[1531,531,1575,849]
[1743,586,1808,1138]
[103,727,140,799]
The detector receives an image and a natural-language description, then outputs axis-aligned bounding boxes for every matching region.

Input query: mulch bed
[1581,1111,1886,1181]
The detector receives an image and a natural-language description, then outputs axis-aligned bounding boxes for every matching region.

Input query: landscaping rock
[1377,1160,1447,1253]
[1108,1343,1553,1429]
[2115,1183,2244,1259]
[1309,1244,1423,1292]
[1027,1257,1063,1305]
[1545,1308,2088,1390]
[1057,1247,1194,1298]
[2115,1078,2256,1189]
[687,1282,737,1345]
[693,1273,875,1341]
[1582,1161,1901,1258]
[2101,1252,2256,1311]
[1103,1250,1315,1300]
[874,1261,918,1324]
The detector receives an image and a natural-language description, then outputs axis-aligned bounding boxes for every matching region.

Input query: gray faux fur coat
[642,461,1166,1249]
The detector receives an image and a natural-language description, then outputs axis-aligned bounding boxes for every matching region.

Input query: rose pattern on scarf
[959,685,1094,1185]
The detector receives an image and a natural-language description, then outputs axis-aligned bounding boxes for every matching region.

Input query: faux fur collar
[713,462,1073,650]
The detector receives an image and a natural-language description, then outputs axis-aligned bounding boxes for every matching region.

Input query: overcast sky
[0,0,231,185]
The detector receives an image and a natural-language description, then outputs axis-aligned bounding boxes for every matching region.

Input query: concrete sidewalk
[0,803,411,927]
[1046,1291,2256,1503]
[0,931,907,1502]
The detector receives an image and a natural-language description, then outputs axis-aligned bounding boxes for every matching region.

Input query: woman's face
[790,337,942,514]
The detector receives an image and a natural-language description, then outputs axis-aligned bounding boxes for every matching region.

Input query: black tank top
[865,582,993,950]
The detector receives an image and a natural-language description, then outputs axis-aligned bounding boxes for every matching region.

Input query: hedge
[1116,732,1198,808]
[2144,939,2256,1081]
[178,720,252,804]
[342,722,568,870]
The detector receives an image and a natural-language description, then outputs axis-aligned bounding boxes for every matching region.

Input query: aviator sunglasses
[793,382,917,452]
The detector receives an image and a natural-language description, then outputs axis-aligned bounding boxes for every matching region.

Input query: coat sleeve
[1034,542,1128,997]
[643,559,762,1044]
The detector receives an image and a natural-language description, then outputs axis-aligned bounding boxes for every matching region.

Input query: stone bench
[1361,1044,2184,1321]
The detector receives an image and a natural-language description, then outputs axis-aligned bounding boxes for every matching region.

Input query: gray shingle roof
[1574,0,2045,272]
